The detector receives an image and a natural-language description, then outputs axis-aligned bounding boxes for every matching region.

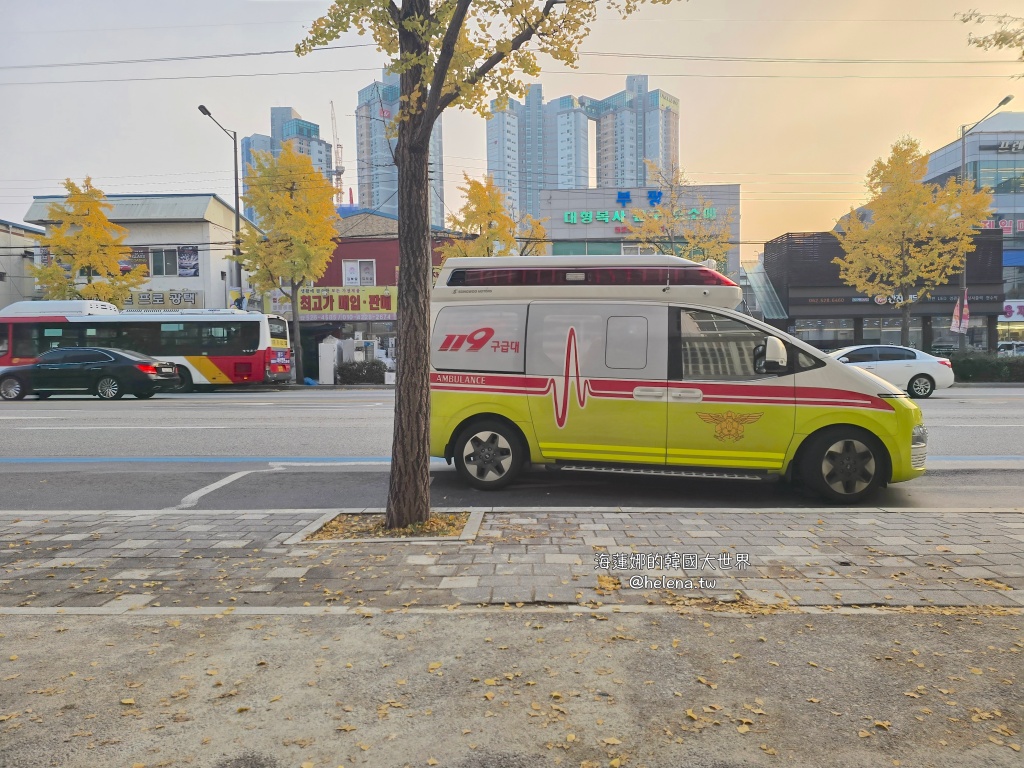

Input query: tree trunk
[385,122,433,529]
[900,299,912,348]
[290,278,304,384]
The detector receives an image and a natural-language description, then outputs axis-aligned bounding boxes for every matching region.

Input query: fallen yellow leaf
[428,662,442,672]
[858,730,872,738]
[566,734,576,742]
[603,737,622,745]
[737,725,750,734]
[120,699,135,706]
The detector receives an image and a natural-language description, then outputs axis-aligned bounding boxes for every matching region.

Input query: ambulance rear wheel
[799,427,886,504]
[453,420,524,490]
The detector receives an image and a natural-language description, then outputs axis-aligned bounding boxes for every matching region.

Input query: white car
[998,341,1024,357]
[828,345,954,398]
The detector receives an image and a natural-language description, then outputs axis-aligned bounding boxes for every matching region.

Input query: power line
[0,42,376,71]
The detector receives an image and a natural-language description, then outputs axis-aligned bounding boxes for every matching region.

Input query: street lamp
[957,94,1014,351]
[198,104,243,305]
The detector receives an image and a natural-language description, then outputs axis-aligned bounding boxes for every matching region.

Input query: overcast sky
[2,0,1022,261]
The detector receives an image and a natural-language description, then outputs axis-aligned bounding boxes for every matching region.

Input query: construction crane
[329,100,345,206]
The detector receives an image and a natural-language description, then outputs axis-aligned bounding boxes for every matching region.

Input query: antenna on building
[330,100,345,205]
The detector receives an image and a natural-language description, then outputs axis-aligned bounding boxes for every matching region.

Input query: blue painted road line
[0,456,450,465]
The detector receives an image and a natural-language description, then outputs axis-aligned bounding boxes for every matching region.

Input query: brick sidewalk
[1,507,1022,612]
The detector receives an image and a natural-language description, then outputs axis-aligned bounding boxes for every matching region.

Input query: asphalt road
[0,386,1021,511]
[0,386,1022,460]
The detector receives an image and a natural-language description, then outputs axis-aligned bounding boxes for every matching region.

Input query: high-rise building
[270,107,301,155]
[355,70,445,228]
[241,108,334,226]
[486,76,680,217]
[581,75,679,188]
[240,134,273,224]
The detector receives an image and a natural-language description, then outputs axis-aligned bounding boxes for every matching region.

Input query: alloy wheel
[821,438,876,496]
[97,377,120,399]
[462,430,514,483]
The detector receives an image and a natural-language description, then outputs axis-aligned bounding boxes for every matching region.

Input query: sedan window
[878,348,916,361]
[841,348,877,363]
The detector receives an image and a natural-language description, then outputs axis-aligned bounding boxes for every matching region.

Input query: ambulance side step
[553,463,767,481]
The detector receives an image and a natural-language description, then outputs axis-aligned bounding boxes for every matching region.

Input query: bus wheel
[799,428,886,504]
[96,376,124,400]
[170,366,193,393]
[453,420,524,490]
[0,376,27,401]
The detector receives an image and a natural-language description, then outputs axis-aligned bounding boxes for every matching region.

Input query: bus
[0,300,291,391]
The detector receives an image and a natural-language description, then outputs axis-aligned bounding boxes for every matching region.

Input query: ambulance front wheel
[799,427,887,504]
[453,420,525,490]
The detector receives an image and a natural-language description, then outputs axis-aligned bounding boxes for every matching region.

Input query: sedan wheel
[0,377,26,401]
[96,376,123,400]
[453,421,524,490]
[800,429,885,503]
[908,375,934,399]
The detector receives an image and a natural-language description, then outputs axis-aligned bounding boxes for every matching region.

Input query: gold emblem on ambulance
[697,411,763,442]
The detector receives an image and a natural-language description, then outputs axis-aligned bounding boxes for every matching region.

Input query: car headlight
[912,424,928,446]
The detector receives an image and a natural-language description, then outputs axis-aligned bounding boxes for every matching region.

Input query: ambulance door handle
[633,386,666,401]
[670,388,703,402]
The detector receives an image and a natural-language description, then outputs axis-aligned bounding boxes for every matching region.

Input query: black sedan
[0,347,180,401]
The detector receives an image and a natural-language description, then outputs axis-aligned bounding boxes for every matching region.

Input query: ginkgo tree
[237,143,340,384]
[31,178,148,308]
[297,0,680,528]
[623,161,736,274]
[437,173,548,262]
[959,10,1024,68]
[833,137,992,346]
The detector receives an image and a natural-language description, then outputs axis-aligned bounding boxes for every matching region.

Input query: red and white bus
[0,300,291,391]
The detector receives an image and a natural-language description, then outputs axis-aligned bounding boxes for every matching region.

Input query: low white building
[24,193,248,309]
[0,219,44,312]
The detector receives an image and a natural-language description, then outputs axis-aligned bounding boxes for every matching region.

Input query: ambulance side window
[431,304,526,373]
[669,309,768,381]
[606,316,648,369]
[526,304,666,380]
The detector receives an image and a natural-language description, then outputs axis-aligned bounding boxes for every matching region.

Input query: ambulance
[429,255,927,503]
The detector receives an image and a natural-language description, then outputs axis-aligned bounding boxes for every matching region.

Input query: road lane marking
[13,426,244,430]
[175,471,254,510]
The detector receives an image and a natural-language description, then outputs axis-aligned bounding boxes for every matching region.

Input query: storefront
[538,184,741,277]
[763,230,1005,352]
[926,112,1024,341]
[1001,298,1024,342]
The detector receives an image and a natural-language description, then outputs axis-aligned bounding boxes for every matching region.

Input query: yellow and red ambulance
[429,255,927,503]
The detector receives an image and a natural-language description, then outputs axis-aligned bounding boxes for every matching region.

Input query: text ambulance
[429,255,927,503]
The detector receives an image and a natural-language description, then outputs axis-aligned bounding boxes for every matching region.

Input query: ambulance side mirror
[762,336,788,374]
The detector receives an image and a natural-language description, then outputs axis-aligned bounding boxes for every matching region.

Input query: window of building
[151,249,178,277]
[343,259,376,286]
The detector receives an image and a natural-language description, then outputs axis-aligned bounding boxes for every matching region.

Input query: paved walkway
[1,506,1022,613]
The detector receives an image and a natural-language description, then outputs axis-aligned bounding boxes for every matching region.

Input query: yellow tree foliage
[437,174,517,261]
[238,143,340,383]
[297,0,682,528]
[31,178,147,308]
[959,11,1024,67]
[833,137,992,346]
[624,161,736,274]
[517,213,549,257]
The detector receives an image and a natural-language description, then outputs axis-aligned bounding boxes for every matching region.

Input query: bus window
[118,322,161,355]
[13,324,79,356]
[0,324,8,357]
[158,322,201,354]
[200,322,260,355]
[268,317,289,343]
[83,325,120,348]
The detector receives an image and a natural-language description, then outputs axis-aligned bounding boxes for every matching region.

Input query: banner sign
[271,287,396,321]
[177,245,200,277]
[123,290,205,309]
